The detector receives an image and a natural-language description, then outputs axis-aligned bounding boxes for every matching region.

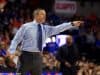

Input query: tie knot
[38,24,41,25]
[38,24,42,29]
[38,24,42,28]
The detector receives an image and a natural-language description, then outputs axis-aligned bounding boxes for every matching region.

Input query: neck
[34,19,42,24]
[67,43,72,46]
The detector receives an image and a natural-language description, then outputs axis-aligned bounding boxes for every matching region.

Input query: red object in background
[0,0,6,9]
[0,0,6,3]
[87,13,97,21]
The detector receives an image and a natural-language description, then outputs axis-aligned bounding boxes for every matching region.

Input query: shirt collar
[33,20,43,25]
[33,20,38,25]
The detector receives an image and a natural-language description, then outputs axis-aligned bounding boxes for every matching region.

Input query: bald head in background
[66,35,73,46]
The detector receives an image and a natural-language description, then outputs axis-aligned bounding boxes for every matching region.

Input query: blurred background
[0,0,100,75]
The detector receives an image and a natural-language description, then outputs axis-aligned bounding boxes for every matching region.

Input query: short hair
[33,8,45,17]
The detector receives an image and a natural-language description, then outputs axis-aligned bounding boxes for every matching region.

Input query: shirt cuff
[8,49,15,54]
[71,22,74,26]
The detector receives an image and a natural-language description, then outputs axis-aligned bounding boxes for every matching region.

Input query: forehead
[38,10,46,15]
[67,36,73,40]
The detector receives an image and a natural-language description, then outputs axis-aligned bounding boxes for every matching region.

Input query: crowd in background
[0,0,100,75]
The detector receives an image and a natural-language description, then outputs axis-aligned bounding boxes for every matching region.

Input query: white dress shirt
[9,20,75,54]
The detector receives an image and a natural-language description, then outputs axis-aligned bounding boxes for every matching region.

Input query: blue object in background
[0,73,62,75]
[0,49,6,56]
[46,42,58,54]
[96,40,100,48]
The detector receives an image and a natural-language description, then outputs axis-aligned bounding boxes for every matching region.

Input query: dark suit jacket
[56,44,79,71]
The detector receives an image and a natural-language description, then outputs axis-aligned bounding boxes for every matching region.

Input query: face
[35,10,46,24]
[0,57,5,65]
[0,42,6,49]
[66,36,73,45]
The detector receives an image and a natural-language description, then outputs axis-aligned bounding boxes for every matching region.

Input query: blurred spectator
[56,35,79,75]
[95,32,100,63]
[42,51,60,72]
[93,65,100,75]
[95,32,100,49]
[85,28,95,45]
[0,41,7,57]
[0,57,6,72]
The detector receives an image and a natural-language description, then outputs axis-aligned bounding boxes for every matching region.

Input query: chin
[41,21,45,24]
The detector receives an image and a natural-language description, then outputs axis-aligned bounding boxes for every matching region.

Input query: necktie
[37,24,42,51]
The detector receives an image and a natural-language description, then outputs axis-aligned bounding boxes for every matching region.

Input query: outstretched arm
[45,21,83,37]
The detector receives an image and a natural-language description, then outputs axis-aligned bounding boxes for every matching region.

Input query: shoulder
[58,44,66,50]
[20,21,34,30]
[61,44,67,48]
[73,44,78,48]
[43,24,52,28]
[23,21,34,27]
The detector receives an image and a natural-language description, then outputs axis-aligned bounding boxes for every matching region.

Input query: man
[8,8,83,75]
[56,35,79,75]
